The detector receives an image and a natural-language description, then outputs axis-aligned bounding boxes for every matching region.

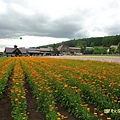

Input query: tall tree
[76,41,86,53]
[52,43,59,55]
[118,42,120,54]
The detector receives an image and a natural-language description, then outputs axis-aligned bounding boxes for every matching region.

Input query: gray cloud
[0,6,50,38]
[0,0,120,40]
[0,10,85,39]
[105,24,120,36]
[0,0,92,39]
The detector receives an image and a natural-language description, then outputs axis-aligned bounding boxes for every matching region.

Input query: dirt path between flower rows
[0,71,13,120]
[0,71,111,120]
[56,103,78,120]
[25,74,78,120]
[25,80,46,120]
[25,77,110,120]
[0,64,79,120]
[0,59,115,120]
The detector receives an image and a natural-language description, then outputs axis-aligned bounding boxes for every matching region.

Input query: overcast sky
[0,0,120,51]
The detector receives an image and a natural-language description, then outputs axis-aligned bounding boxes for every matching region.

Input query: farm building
[84,47,93,54]
[26,47,53,56]
[57,44,70,55]
[4,45,27,57]
[57,44,81,55]
[69,47,81,55]
[110,45,118,49]
[26,48,40,56]
[4,46,53,56]
[40,47,54,56]
[4,44,81,56]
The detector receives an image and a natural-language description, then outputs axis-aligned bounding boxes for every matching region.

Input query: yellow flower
[64,84,68,88]
[15,98,18,101]
[99,113,104,116]
[107,118,112,120]
[57,118,61,120]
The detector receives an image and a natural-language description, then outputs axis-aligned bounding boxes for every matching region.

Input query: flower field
[0,57,120,120]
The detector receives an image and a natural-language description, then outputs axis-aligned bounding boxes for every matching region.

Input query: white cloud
[0,36,69,51]
[10,3,35,16]
[0,0,7,14]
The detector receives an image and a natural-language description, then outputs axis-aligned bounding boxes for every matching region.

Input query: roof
[57,45,63,51]
[5,47,15,53]
[27,50,40,53]
[19,47,27,53]
[5,47,26,54]
[69,47,81,50]
[86,47,93,50]
[27,48,40,53]
[27,48,40,51]
[40,48,53,51]
[110,45,118,49]
[57,44,70,51]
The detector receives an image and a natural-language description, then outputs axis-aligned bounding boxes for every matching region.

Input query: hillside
[37,34,120,48]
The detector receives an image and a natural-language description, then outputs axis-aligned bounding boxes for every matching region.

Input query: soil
[0,77,13,120]
[88,104,111,120]
[0,80,111,120]
[25,76,79,120]
[0,70,80,120]
[56,103,78,120]
[25,81,46,120]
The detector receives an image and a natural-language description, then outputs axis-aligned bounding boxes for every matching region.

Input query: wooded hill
[37,34,120,49]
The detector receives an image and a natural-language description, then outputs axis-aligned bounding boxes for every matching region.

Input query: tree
[52,43,59,55]
[109,47,116,54]
[92,47,107,54]
[102,37,110,47]
[0,52,3,57]
[76,41,86,53]
[90,42,94,47]
[118,42,120,54]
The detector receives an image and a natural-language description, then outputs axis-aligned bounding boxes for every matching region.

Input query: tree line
[39,35,120,48]
[38,34,120,54]
[63,35,120,47]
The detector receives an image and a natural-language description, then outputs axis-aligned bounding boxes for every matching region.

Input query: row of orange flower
[22,57,120,120]
[20,57,98,120]
[0,58,15,97]
[1,57,119,120]
[21,58,61,120]
[0,57,8,62]
[10,58,28,120]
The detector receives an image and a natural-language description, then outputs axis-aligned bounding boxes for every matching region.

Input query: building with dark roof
[40,47,54,55]
[26,48,40,56]
[4,44,81,56]
[57,44,70,55]
[57,44,81,55]
[4,45,54,56]
[4,45,26,56]
[69,47,81,55]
